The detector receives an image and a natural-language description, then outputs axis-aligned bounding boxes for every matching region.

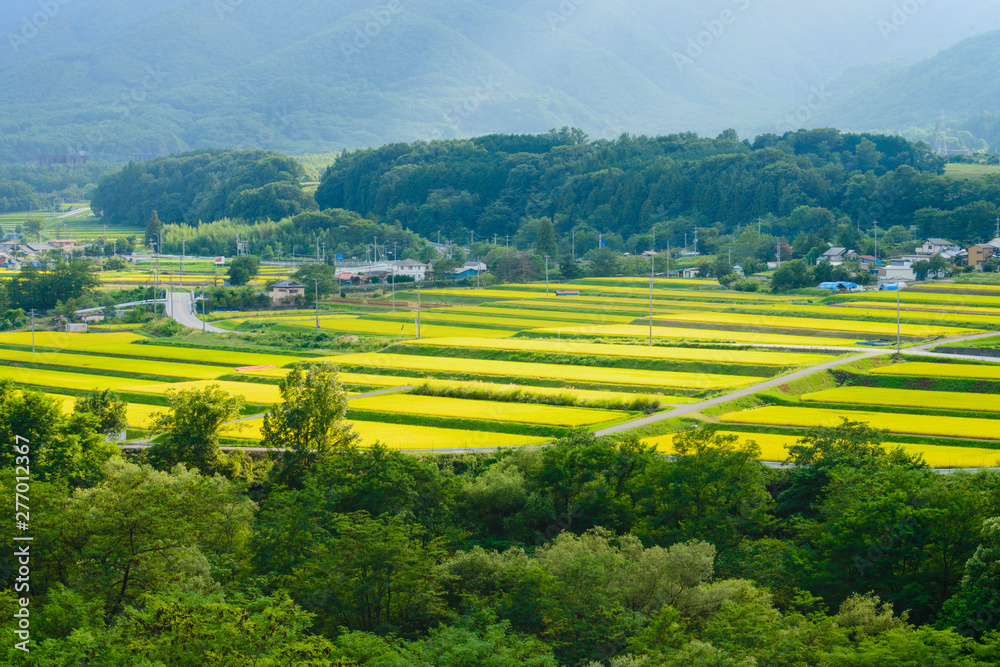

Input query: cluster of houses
[266,259,489,304]
[0,237,78,270]
[816,236,998,284]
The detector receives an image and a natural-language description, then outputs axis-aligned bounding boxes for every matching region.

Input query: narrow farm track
[595,330,1000,437]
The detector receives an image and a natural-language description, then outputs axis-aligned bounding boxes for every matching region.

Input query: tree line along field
[2,275,999,467]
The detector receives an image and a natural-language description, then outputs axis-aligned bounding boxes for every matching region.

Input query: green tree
[148,384,245,475]
[23,217,43,242]
[102,256,127,271]
[534,217,558,259]
[293,262,338,296]
[15,590,335,666]
[261,362,358,487]
[587,248,621,277]
[770,259,814,291]
[0,381,118,486]
[286,511,449,637]
[636,429,773,557]
[227,255,260,286]
[941,517,1000,637]
[74,388,128,439]
[145,210,163,247]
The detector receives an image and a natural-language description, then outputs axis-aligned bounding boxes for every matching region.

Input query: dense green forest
[85,129,1000,272]
[0,164,110,214]
[91,150,316,227]
[6,371,1000,665]
[315,128,1000,254]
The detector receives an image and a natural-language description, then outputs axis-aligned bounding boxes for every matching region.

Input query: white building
[917,238,960,256]
[392,258,428,281]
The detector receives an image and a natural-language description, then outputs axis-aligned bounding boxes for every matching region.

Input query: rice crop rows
[350,393,625,426]
[643,431,1000,468]
[801,387,1000,412]
[871,362,1000,381]
[223,417,549,449]
[373,310,599,329]
[531,324,860,347]
[403,337,831,366]
[0,347,227,380]
[276,316,514,339]
[0,366,166,392]
[651,310,979,336]
[321,352,751,389]
[720,405,1000,441]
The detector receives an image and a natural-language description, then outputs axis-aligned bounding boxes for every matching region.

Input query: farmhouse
[269,279,306,304]
[918,238,959,255]
[818,247,858,265]
[969,240,1000,268]
[391,258,428,281]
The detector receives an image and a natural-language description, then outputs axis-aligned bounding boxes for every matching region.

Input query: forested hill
[315,128,1000,250]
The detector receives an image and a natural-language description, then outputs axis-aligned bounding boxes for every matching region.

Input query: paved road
[596,329,1000,437]
[167,290,228,333]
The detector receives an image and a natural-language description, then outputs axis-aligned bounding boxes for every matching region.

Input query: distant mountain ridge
[0,0,998,162]
[807,30,1000,151]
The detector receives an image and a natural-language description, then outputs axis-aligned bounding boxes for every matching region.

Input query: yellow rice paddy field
[323,352,752,390]
[720,405,1000,441]
[642,431,1000,468]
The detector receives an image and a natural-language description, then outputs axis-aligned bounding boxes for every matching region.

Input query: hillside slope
[0,0,998,161]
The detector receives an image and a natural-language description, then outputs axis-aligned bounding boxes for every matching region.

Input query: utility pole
[180,239,185,283]
[545,255,550,296]
[416,282,421,339]
[391,263,396,313]
[693,228,698,255]
[873,221,879,264]
[649,251,654,347]
[896,277,902,354]
[314,278,320,330]
[776,238,782,267]
[666,242,670,279]
[758,217,762,234]
[201,285,206,334]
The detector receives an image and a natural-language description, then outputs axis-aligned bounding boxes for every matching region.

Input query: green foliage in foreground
[8,380,1000,664]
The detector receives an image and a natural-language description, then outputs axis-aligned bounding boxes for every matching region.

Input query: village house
[269,279,306,304]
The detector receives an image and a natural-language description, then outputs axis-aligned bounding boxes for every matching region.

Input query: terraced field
[871,362,1000,380]
[720,406,1000,441]
[324,352,752,390]
[532,324,860,347]
[9,276,1000,460]
[643,431,1000,468]
[403,337,832,366]
[348,393,627,427]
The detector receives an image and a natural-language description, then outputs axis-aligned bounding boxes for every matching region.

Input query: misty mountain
[0,0,998,162]
[807,30,1000,151]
